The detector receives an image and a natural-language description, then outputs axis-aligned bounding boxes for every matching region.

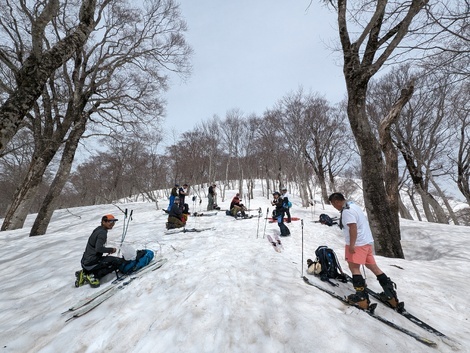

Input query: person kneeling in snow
[230,193,248,218]
[166,197,186,229]
[75,214,127,288]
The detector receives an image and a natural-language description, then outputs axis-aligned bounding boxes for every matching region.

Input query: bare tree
[322,0,436,257]
[0,0,107,154]
[1,0,192,233]
[451,81,470,205]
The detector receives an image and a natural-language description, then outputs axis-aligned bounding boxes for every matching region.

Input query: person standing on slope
[207,183,217,211]
[280,187,292,223]
[328,192,399,309]
[179,183,189,206]
[271,191,290,237]
[167,184,179,211]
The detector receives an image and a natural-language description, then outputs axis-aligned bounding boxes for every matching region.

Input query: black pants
[85,256,127,279]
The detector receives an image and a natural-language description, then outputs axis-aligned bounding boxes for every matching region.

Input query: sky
[162,1,346,135]
[0,181,468,353]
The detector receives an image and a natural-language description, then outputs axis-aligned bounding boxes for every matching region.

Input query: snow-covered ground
[0,183,468,353]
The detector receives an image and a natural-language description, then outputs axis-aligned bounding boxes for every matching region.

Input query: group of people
[76,186,399,312]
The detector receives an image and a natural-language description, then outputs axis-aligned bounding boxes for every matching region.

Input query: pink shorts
[345,244,376,265]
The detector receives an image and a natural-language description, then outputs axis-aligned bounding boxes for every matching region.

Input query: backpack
[319,213,335,226]
[119,249,155,274]
[311,246,347,284]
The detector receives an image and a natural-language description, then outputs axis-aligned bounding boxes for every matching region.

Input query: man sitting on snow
[230,193,248,218]
[75,214,127,288]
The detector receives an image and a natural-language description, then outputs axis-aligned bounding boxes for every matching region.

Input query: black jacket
[81,225,114,269]
[169,203,183,219]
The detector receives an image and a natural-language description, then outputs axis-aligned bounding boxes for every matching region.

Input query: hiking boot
[347,287,370,310]
[86,273,100,288]
[74,270,88,287]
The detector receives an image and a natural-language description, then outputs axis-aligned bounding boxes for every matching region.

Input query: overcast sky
[162,1,346,136]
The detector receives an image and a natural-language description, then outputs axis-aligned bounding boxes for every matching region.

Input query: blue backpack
[119,249,154,274]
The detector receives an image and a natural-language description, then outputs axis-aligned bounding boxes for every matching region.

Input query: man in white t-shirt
[329,192,399,309]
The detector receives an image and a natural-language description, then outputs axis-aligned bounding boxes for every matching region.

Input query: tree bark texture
[0,0,99,154]
[334,0,429,257]
[29,118,87,236]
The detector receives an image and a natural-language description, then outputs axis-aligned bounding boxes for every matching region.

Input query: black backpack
[319,214,337,226]
[313,246,347,284]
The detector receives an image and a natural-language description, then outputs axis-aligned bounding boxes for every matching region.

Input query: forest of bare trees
[0,1,469,258]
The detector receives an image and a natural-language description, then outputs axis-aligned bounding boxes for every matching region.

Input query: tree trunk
[379,83,415,242]
[346,86,404,258]
[398,195,414,220]
[303,149,329,205]
[29,119,86,236]
[1,147,58,231]
[407,188,422,221]
[430,176,457,225]
[0,0,100,154]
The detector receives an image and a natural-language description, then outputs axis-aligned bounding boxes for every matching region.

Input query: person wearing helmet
[76,214,127,288]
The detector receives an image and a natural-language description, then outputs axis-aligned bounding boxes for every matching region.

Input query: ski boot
[377,274,399,308]
[85,273,100,288]
[347,287,370,310]
[348,275,370,310]
[74,270,88,287]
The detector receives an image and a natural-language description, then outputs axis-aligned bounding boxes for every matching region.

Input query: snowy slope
[0,184,468,353]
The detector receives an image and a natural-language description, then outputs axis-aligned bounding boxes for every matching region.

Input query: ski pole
[301,219,304,277]
[256,207,262,238]
[118,208,128,256]
[120,209,133,253]
[122,208,128,242]
[262,207,269,239]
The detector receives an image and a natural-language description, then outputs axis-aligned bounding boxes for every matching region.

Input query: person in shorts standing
[329,192,398,309]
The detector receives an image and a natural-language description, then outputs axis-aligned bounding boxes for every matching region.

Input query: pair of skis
[302,276,437,347]
[341,273,448,339]
[303,275,455,348]
[164,227,214,235]
[267,234,284,253]
[63,258,167,322]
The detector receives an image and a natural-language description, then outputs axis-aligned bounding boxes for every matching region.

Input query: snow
[0,183,469,353]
